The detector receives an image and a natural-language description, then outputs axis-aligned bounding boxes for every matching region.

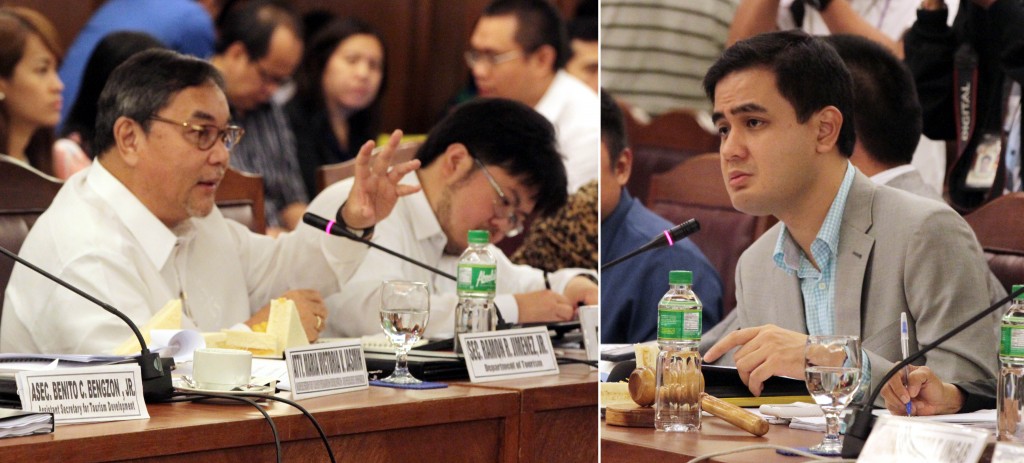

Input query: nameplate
[993,442,1024,462]
[460,327,559,383]
[858,415,987,463]
[16,364,149,424]
[285,340,368,400]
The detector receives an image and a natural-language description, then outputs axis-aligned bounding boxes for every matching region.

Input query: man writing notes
[308,98,598,339]
[699,31,1004,400]
[1,50,420,354]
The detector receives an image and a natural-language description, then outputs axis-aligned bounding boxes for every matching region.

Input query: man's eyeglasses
[149,115,245,151]
[464,49,522,69]
[475,158,524,238]
[253,61,292,87]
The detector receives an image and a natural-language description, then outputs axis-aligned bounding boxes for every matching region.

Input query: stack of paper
[0,409,53,438]
[783,408,998,433]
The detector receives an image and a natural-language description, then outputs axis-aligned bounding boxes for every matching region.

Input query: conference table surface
[0,363,598,462]
[601,416,826,463]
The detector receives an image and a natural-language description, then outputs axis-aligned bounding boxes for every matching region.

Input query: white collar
[405,171,446,244]
[86,160,180,269]
[869,164,917,186]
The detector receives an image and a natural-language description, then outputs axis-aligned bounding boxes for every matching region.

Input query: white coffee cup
[192,348,252,391]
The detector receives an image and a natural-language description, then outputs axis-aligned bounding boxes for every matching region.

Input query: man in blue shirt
[59,0,217,126]
[600,89,723,343]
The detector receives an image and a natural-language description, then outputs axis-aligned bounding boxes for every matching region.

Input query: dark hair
[416,98,568,216]
[703,30,856,157]
[293,17,385,151]
[824,35,921,166]
[482,0,569,70]
[215,0,301,60]
[600,88,628,164]
[0,7,62,174]
[61,31,165,158]
[568,17,597,42]
[93,49,226,156]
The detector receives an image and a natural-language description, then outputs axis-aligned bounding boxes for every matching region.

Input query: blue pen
[900,312,912,416]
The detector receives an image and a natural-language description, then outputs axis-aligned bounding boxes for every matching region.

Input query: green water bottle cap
[467,230,490,244]
[669,270,692,286]
[1014,284,1024,301]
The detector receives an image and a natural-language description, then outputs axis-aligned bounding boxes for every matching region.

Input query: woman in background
[286,17,386,198]
[59,31,165,160]
[0,7,85,179]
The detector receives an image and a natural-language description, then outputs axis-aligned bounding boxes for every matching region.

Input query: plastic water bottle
[999,284,1024,441]
[453,230,497,354]
[654,270,704,432]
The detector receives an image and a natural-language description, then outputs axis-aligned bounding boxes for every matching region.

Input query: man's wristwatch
[335,202,375,239]
[804,0,834,12]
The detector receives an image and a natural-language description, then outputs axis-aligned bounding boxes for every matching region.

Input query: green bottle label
[1001,324,1024,357]
[457,263,496,293]
[657,300,701,341]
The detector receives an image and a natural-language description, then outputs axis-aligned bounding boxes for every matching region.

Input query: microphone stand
[841,285,1024,458]
[302,213,510,329]
[601,219,701,270]
[0,245,173,403]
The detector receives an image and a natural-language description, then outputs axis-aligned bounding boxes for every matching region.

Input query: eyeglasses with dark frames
[464,49,523,69]
[149,115,245,151]
[474,158,525,238]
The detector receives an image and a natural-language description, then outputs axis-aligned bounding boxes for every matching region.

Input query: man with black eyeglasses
[209,0,307,236]
[305,98,598,339]
[0,49,421,355]
[466,0,598,193]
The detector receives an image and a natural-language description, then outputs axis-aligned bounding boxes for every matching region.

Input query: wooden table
[601,416,823,463]
[0,365,598,462]
[454,363,598,463]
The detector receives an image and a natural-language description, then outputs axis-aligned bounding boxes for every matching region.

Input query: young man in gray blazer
[700,30,1005,400]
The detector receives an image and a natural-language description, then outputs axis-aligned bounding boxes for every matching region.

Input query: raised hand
[341,129,422,230]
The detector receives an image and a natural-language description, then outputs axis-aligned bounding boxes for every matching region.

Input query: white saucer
[173,377,276,395]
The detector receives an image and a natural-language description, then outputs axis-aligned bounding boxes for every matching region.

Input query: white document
[150,329,206,363]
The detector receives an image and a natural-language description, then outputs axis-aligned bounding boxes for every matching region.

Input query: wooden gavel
[628,365,770,437]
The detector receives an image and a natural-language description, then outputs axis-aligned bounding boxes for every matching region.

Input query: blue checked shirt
[772,163,871,388]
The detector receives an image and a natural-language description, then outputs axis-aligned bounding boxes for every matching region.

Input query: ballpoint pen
[900,312,912,416]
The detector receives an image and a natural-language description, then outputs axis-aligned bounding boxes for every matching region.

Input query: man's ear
[614,148,633,186]
[113,117,144,166]
[224,41,250,65]
[528,44,557,75]
[814,106,844,154]
[440,143,474,179]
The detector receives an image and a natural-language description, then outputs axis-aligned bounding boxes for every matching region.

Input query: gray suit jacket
[703,171,1004,400]
[884,168,944,202]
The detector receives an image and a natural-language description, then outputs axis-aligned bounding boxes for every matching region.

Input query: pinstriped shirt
[229,102,308,228]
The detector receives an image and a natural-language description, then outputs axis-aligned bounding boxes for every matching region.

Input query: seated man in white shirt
[467,0,599,192]
[308,98,599,339]
[0,49,420,354]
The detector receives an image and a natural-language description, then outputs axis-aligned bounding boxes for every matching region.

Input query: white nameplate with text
[285,340,368,400]
[16,364,148,424]
[858,415,987,463]
[460,327,559,383]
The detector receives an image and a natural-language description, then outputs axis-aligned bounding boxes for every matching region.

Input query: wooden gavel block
[610,364,769,436]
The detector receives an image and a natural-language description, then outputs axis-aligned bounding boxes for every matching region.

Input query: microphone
[0,245,173,403]
[302,212,510,329]
[601,219,701,270]
[841,285,1024,458]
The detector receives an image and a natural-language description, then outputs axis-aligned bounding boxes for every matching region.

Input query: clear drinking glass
[378,280,430,384]
[804,335,862,456]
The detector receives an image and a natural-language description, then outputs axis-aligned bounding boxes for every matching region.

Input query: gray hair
[93,49,226,156]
